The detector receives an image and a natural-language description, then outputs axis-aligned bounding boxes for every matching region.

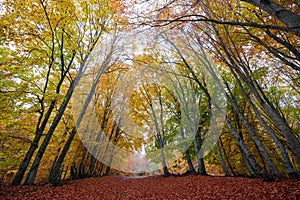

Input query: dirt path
[1,175,300,199]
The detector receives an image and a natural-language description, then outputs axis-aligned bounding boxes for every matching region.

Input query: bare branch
[148,14,300,35]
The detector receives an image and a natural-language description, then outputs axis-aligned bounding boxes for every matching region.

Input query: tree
[2,0,79,185]
[135,0,300,177]
[46,29,121,185]
[130,81,172,176]
[0,0,122,185]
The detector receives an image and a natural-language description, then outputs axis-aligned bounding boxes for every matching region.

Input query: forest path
[1,175,300,199]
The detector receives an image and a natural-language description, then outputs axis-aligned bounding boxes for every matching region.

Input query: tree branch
[149,14,300,36]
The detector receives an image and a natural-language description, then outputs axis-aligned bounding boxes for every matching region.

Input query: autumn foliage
[0,1,300,199]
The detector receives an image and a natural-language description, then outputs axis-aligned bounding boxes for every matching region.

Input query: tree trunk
[221,25,300,171]
[180,124,196,173]
[98,163,104,176]
[23,50,90,185]
[104,146,115,176]
[195,40,277,177]
[210,22,300,173]
[88,130,104,177]
[225,115,262,176]
[12,45,76,186]
[241,150,256,177]
[12,100,56,186]
[198,157,207,175]
[159,140,170,177]
[62,166,68,181]
[229,69,298,177]
[87,155,97,178]
[223,81,279,176]
[241,0,300,35]
[217,140,230,176]
[219,138,236,176]
[247,79,300,172]
[193,136,207,175]
[24,80,76,185]
[185,149,196,173]
[47,46,114,185]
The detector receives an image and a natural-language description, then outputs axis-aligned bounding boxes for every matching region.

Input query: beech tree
[0,0,122,185]
[134,0,300,176]
[130,80,172,176]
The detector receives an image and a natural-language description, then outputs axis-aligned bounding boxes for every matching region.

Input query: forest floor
[1,175,300,199]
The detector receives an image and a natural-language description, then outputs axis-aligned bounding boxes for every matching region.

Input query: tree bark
[241,0,300,35]
[159,140,170,177]
[24,79,76,185]
[45,36,116,185]
[87,105,110,177]
[229,69,298,177]
[193,135,208,175]
[217,141,230,176]
[219,138,236,176]
[246,79,300,172]
[224,81,279,176]
[210,22,300,173]
[12,100,57,185]
[185,149,196,173]
[88,130,104,177]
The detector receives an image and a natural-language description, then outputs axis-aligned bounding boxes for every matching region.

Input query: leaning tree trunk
[241,149,256,177]
[12,100,57,186]
[12,35,76,186]
[195,33,278,177]
[229,69,298,177]
[217,140,230,176]
[24,79,76,185]
[210,23,300,172]
[212,116,229,176]
[88,129,104,177]
[104,145,116,176]
[97,163,105,176]
[191,48,262,176]
[88,107,110,177]
[164,29,263,177]
[245,78,300,172]
[48,44,114,185]
[223,81,279,177]
[219,138,236,176]
[179,125,196,173]
[224,115,262,176]
[159,139,170,177]
[241,0,300,36]
[185,149,196,173]
[198,157,207,175]
[23,50,90,185]
[217,26,300,167]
